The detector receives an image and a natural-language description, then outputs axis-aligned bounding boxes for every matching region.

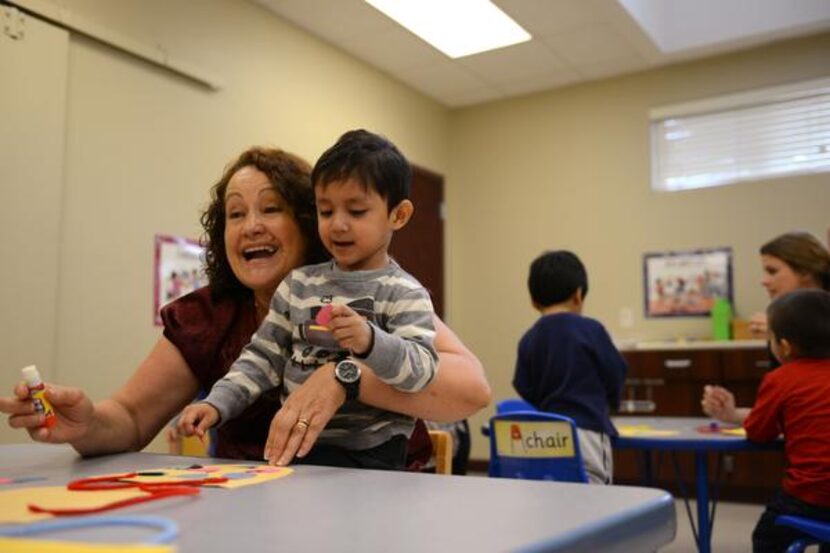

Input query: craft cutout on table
[119,464,292,489]
[695,423,746,436]
[0,487,151,523]
[0,464,293,522]
[616,424,680,437]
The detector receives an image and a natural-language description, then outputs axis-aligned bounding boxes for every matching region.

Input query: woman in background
[701,230,830,424]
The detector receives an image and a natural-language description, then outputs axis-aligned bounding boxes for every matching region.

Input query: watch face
[337,361,360,383]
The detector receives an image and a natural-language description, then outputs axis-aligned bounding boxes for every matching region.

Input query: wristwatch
[334,358,362,401]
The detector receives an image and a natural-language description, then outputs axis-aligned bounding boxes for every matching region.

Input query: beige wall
[451,33,830,459]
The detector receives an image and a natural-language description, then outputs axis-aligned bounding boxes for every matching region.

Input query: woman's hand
[748,312,768,337]
[0,382,94,443]
[701,385,740,423]
[263,362,346,465]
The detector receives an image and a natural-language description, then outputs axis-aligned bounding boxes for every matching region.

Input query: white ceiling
[253,0,830,108]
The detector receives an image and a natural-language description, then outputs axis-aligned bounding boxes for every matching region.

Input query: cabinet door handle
[664,359,692,369]
[755,360,771,369]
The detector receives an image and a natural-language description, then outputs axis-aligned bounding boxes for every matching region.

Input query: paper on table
[0,487,148,523]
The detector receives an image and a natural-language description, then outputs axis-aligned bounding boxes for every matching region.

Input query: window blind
[650,77,830,192]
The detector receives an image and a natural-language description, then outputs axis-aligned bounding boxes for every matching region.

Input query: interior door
[389,166,445,318]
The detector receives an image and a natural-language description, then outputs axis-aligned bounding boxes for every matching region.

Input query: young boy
[513,250,627,484]
[178,129,438,470]
[744,289,830,552]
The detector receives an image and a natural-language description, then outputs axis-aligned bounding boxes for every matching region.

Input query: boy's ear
[390,199,414,230]
[779,338,794,360]
[571,288,584,306]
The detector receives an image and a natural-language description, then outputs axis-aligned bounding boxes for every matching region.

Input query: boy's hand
[329,304,372,356]
[176,402,219,442]
[701,385,737,422]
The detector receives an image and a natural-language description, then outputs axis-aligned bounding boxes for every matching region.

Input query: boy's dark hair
[767,289,830,358]
[528,250,589,307]
[311,129,411,211]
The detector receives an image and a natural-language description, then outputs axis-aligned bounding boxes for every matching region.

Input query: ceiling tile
[541,22,641,66]
[253,0,396,43]
[494,0,603,38]
[496,71,583,98]
[338,25,448,73]
[395,59,493,101]
[457,40,572,86]
[576,54,652,80]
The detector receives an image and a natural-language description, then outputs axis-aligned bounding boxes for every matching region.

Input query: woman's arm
[360,316,491,421]
[2,337,200,456]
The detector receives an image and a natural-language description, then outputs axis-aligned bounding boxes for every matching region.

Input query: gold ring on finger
[296,418,310,429]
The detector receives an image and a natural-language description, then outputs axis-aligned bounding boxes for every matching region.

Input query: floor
[661,499,821,552]
[662,499,762,552]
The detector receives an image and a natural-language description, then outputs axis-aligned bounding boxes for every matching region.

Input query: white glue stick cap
[21,365,43,387]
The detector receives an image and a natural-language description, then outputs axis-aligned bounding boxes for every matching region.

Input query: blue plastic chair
[776,515,830,553]
[496,398,537,414]
[488,411,589,483]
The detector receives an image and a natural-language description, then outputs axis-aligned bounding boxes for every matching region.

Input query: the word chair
[488,411,589,482]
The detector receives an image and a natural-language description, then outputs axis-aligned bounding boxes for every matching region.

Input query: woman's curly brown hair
[201,147,328,298]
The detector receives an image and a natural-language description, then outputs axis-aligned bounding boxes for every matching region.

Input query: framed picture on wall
[153,234,207,325]
[643,247,733,317]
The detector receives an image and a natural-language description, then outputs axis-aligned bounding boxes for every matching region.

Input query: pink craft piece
[315,304,333,326]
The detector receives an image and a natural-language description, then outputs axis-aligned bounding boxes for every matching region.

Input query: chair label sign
[494,421,575,458]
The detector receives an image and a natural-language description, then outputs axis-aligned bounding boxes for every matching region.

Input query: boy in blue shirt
[513,250,627,484]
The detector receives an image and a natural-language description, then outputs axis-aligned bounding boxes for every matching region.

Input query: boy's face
[315,177,412,271]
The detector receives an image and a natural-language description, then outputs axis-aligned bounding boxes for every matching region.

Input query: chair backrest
[428,430,454,475]
[776,515,830,552]
[488,411,589,483]
[496,398,537,414]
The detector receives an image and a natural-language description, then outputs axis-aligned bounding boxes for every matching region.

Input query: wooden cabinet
[614,343,785,502]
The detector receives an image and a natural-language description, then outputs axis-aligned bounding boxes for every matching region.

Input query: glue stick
[21,365,57,428]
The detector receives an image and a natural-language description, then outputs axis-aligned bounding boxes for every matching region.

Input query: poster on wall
[643,247,732,317]
[153,234,207,325]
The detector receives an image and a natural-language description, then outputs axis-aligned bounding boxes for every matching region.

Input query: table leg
[695,451,711,553]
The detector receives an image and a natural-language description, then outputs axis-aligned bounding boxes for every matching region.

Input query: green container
[711,297,732,340]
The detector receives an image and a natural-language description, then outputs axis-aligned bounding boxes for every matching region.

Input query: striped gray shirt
[204,259,438,450]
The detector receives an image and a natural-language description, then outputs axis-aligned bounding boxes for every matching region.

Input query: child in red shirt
[744,289,830,552]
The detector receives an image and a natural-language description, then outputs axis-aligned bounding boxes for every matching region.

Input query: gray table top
[0,443,676,552]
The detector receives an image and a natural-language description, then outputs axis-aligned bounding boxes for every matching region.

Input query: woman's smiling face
[223,166,306,297]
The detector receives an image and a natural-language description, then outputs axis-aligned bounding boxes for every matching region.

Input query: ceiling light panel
[365,0,531,58]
